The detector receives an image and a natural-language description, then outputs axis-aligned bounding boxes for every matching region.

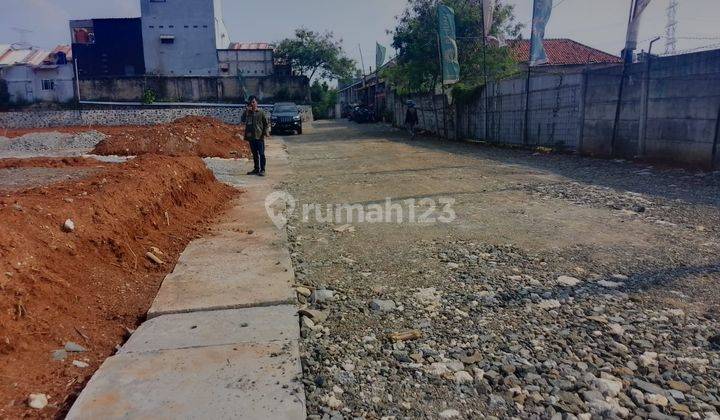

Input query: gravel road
[284,121,720,419]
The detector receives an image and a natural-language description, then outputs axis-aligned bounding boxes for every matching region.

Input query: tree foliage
[385,0,523,94]
[310,80,338,119]
[276,28,357,82]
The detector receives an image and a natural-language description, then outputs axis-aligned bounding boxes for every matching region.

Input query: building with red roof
[508,38,622,72]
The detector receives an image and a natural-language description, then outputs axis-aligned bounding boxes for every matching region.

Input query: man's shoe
[247,170,259,175]
[258,171,266,177]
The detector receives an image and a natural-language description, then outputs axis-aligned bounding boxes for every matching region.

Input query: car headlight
[293,116,301,121]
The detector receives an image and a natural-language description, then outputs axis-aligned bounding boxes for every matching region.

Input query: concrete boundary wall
[391,49,720,169]
[0,105,314,129]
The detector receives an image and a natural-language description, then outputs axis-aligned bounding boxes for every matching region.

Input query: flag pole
[481,4,490,142]
[436,30,448,139]
[524,1,538,146]
[612,0,637,156]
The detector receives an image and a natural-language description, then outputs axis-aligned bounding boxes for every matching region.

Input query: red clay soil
[3,116,251,159]
[0,155,238,418]
[0,157,108,170]
[91,116,250,158]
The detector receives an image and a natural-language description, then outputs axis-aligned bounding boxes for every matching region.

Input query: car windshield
[274,105,297,113]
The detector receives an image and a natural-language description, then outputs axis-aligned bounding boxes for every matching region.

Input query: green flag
[376,42,387,71]
[438,4,460,85]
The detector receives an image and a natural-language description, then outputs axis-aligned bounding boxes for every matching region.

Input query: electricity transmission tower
[665,0,678,55]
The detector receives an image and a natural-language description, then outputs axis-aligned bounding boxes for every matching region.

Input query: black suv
[271,102,303,134]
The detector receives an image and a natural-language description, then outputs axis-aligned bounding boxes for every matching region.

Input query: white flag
[482,0,496,37]
[625,0,653,51]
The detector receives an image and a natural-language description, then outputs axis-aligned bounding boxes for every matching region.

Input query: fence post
[712,104,720,171]
[611,65,628,157]
[637,56,652,158]
[523,70,531,145]
[577,69,589,154]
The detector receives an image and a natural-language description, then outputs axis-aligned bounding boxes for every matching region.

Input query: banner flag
[438,4,460,84]
[625,0,653,52]
[482,0,496,37]
[530,0,553,66]
[376,42,387,71]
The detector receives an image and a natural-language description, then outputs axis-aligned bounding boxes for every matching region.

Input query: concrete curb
[67,138,305,419]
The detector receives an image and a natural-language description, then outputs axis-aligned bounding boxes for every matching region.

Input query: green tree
[385,0,523,94]
[310,80,338,120]
[275,28,357,82]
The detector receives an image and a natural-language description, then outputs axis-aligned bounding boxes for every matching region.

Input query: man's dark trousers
[249,139,266,172]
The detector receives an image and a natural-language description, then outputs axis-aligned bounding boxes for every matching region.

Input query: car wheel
[297,126,303,135]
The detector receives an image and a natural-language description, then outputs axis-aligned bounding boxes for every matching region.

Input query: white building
[218,43,275,77]
[0,45,75,104]
[140,0,230,76]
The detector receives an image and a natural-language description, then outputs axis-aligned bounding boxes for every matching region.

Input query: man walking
[241,95,270,176]
[404,100,419,139]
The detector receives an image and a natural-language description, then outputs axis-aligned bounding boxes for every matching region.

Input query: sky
[2,0,720,74]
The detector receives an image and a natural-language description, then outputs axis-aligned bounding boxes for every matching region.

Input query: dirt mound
[91,116,250,158]
[0,155,237,417]
[0,157,107,170]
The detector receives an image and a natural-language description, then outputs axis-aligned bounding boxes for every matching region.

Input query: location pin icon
[265,191,296,229]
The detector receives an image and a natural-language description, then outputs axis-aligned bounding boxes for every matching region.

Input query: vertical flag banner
[376,42,387,71]
[530,0,553,66]
[625,0,653,52]
[438,4,460,85]
[482,0,496,38]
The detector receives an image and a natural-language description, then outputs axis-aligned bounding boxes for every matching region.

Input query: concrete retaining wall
[391,49,720,169]
[0,105,314,129]
[79,75,309,104]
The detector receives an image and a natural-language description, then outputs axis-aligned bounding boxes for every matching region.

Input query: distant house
[219,43,275,77]
[0,44,75,104]
[508,38,622,73]
[70,18,146,78]
[141,0,230,76]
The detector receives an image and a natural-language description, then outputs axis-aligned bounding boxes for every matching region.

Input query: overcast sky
[2,0,720,73]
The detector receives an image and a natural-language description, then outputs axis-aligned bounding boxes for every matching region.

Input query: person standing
[241,95,270,176]
[405,100,419,139]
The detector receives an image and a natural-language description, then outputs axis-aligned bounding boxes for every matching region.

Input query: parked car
[271,102,303,134]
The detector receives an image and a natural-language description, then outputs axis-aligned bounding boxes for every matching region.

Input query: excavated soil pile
[0,155,237,418]
[91,116,250,158]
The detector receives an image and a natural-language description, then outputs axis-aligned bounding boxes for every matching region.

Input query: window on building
[160,35,175,44]
[72,27,95,44]
[150,0,166,2]
[41,80,55,91]
[169,25,174,28]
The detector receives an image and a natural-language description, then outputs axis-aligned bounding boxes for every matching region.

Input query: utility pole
[665,0,679,55]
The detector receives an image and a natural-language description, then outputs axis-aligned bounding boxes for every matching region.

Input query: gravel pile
[0,131,106,158]
[291,236,720,419]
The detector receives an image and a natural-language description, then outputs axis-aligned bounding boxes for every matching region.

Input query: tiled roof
[50,45,73,61]
[509,38,622,66]
[228,42,273,50]
[0,44,72,67]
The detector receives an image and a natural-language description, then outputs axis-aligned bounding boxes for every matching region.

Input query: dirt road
[286,121,720,419]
